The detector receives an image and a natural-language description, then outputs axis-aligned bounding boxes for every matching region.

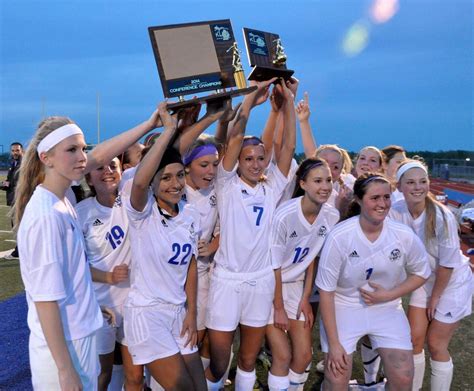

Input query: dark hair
[10,142,23,148]
[381,145,405,164]
[292,158,329,198]
[346,173,391,218]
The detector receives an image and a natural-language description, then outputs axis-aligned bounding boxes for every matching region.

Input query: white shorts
[197,264,211,331]
[29,332,99,391]
[268,280,306,324]
[124,303,198,365]
[409,279,473,323]
[96,304,126,355]
[320,304,412,354]
[206,266,275,331]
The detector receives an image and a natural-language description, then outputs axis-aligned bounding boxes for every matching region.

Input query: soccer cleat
[3,252,19,260]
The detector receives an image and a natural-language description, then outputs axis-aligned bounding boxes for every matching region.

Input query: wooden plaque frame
[242,27,294,81]
[148,19,256,110]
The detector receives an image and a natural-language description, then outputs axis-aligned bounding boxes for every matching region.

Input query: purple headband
[183,144,218,166]
[242,137,264,149]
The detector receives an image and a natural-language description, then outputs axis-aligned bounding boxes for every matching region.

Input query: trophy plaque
[148,20,256,110]
[242,28,294,81]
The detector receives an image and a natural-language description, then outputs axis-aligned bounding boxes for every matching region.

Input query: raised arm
[222,78,276,171]
[295,92,317,158]
[173,99,230,156]
[86,108,162,173]
[130,103,177,212]
[261,86,282,165]
[276,80,296,177]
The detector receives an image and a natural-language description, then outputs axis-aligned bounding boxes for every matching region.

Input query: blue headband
[183,144,218,166]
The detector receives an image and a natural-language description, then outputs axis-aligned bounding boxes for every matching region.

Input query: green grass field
[0,186,472,390]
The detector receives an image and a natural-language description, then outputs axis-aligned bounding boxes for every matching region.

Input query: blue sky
[1,0,472,153]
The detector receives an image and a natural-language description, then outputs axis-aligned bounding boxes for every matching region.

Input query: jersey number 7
[253,206,264,226]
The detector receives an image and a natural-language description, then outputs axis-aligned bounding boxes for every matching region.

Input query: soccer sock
[412,350,425,391]
[107,364,124,391]
[361,342,381,384]
[430,357,453,391]
[223,348,234,383]
[149,376,165,391]
[267,371,289,391]
[201,355,211,371]
[206,377,224,391]
[235,367,256,391]
[288,368,308,391]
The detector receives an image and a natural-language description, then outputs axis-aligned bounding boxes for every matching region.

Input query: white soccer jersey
[125,191,200,307]
[389,200,472,292]
[18,185,103,341]
[326,188,338,208]
[341,173,356,190]
[214,161,289,273]
[76,194,131,308]
[270,197,340,282]
[184,185,218,245]
[316,216,431,308]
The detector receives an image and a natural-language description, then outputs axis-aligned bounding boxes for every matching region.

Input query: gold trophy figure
[272,38,287,65]
[227,42,247,89]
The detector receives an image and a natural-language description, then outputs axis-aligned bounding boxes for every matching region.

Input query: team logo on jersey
[93,218,103,226]
[241,189,249,195]
[349,250,359,258]
[445,312,452,318]
[289,231,298,238]
[161,219,168,227]
[209,194,217,207]
[389,248,401,261]
[318,225,328,237]
[114,195,122,207]
[189,222,197,242]
[181,193,187,202]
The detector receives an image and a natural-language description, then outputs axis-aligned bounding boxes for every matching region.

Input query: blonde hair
[397,158,447,243]
[13,116,75,228]
[315,144,353,176]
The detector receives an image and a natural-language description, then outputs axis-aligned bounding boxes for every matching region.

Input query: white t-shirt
[18,186,103,341]
[270,197,340,282]
[391,189,404,203]
[316,216,431,308]
[341,173,356,190]
[214,162,288,273]
[76,194,131,308]
[389,199,472,292]
[125,191,200,307]
[277,158,299,206]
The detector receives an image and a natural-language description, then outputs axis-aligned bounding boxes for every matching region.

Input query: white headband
[37,124,84,155]
[396,161,427,182]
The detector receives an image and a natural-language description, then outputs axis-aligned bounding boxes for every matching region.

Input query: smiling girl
[124,103,205,390]
[354,146,384,178]
[265,158,339,391]
[316,173,431,391]
[390,160,473,390]
[204,78,295,391]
